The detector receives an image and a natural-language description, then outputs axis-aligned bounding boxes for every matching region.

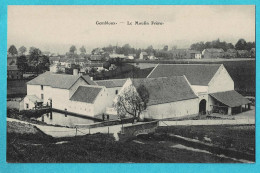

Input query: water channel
[36,111,97,127]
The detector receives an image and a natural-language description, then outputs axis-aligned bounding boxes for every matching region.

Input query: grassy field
[7,121,239,163]
[157,125,255,155]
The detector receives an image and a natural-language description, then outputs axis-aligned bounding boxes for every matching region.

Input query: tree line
[190,38,255,52]
[8,45,50,74]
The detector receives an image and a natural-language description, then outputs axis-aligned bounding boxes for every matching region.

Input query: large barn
[114,76,199,119]
[147,64,250,115]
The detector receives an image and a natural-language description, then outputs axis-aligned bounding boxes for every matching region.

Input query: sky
[8,5,255,54]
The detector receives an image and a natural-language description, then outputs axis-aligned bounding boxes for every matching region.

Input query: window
[41,85,43,90]
[41,94,44,100]
[26,103,29,109]
[115,90,118,95]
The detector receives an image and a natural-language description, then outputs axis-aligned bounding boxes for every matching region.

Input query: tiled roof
[204,48,224,53]
[26,95,43,103]
[109,54,126,58]
[147,64,221,86]
[27,71,95,89]
[70,86,102,103]
[210,90,250,107]
[82,75,97,85]
[49,56,60,61]
[131,76,198,106]
[90,55,102,61]
[95,79,127,88]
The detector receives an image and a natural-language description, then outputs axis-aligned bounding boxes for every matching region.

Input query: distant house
[139,52,148,60]
[202,48,224,59]
[49,56,60,64]
[85,63,104,72]
[225,49,237,58]
[75,58,88,67]
[127,54,136,60]
[237,50,250,58]
[7,65,23,80]
[147,64,250,115]
[109,54,126,59]
[90,55,103,62]
[189,50,202,59]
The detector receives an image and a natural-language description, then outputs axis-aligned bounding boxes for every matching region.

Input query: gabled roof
[147,64,221,86]
[131,76,198,106]
[210,90,250,107]
[49,56,60,61]
[90,55,102,61]
[109,54,126,58]
[204,48,224,53]
[70,86,102,103]
[26,95,43,103]
[95,79,127,88]
[141,52,148,55]
[82,75,97,85]
[27,71,95,89]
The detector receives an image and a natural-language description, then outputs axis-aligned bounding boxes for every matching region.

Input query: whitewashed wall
[23,97,35,110]
[208,65,234,93]
[141,98,199,119]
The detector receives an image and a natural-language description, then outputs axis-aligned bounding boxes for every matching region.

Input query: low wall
[159,119,255,126]
[122,121,159,136]
[75,118,133,129]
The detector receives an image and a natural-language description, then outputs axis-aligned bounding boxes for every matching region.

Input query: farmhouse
[115,76,199,119]
[189,50,202,59]
[24,72,96,112]
[139,52,148,60]
[202,48,224,59]
[147,64,250,115]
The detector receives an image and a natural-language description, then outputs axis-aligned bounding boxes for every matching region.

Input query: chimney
[90,77,93,81]
[73,68,79,76]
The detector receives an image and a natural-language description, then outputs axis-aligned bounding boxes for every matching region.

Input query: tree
[8,45,18,56]
[69,45,77,54]
[163,45,168,51]
[79,46,86,54]
[115,84,149,122]
[235,39,247,50]
[17,55,28,72]
[18,46,27,55]
[103,61,111,70]
[38,55,50,72]
[29,48,42,75]
[29,47,37,54]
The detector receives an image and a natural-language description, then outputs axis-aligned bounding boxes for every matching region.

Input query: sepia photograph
[6,5,255,163]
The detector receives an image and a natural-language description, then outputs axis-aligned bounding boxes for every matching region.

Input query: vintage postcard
[5,5,255,164]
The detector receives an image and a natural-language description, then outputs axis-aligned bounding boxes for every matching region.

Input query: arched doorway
[199,99,207,115]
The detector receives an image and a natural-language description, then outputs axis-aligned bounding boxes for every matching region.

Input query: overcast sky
[8,5,255,54]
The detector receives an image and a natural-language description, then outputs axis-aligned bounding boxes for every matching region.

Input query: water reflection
[37,111,96,127]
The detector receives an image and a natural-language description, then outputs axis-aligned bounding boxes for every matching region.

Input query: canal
[36,111,98,127]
